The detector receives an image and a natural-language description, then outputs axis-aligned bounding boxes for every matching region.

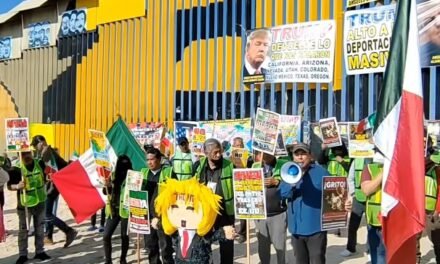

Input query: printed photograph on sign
[233,169,267,219]
[321,176,348,231]
[89,129,112,183]
[242,28,271,84]
[128,122,164,149]
[5,118,30,152]
[198,118,253,157]
[427,121,440,153]
[348,122,375,158]
[0,37,12,61]
[27,22,51,48]
[174,121,199,150]
[417,0,440,66]
[344,4,396,75]
[252,108,280,155]
[192,127,206,155]
[319,117,342,148]
[59,9,87,37]
[242,20,336,84]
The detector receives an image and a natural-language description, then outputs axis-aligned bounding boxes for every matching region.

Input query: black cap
[291,143,310,153]
[177,137,189,145]
[31,135,46,147]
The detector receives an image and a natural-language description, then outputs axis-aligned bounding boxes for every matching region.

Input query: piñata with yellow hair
[155,178,235,263]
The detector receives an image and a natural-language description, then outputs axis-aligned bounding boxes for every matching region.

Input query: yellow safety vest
[354,158,367,203]
[366,163,383,227]
[425,165,438,213]
[20,161,47,207]
[172,151,194,180]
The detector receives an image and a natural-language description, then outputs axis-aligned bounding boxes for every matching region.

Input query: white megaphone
[280,162,303,186]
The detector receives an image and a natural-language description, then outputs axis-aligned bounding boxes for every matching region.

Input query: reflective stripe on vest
[173,151,194,180]
[327,155,349,177]
[20,161,47,207]
[196,157,234,216]
[366,163,382,227]
[354,158,367,203]
[425,166,438,212]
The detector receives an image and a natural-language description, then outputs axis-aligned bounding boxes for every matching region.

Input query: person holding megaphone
[278,143,330,264]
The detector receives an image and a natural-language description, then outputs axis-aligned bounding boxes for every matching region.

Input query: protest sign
[253,108,280,155]
[128,122,164,149]
[242,20,336,84]
[230,148,250,168]
[427,121,440,149]
[233,169,266,219]
[192,127,206,156]
[129,190,150,234]
[321,176,348,231]
[5,118,30,152]
[344,5,396,75]
[89,129,112,183]
[417,0,440,66]
[319,117,342,148]
[348,122,375,158]
[275,115,302,156]
[123,170,144,208]
[346,0,377,8]
[199,118,253,157]
[174,121,199,150]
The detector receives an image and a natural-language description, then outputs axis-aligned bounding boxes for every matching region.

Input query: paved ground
[0,188,437,264]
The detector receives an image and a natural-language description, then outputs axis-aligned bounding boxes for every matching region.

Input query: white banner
[243,20,336,84]
[344,5,396,75]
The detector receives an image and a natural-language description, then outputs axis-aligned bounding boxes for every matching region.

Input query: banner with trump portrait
[242,20,336,84]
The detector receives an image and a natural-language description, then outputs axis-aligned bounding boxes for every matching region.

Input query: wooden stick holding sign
[233,168,267,264]
[129,190,150,264]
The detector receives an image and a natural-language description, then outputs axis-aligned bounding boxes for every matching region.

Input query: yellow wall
[0,84,19,153]
[77,0,146,30]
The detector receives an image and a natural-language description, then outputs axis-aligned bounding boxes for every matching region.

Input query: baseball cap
[31,135,46,147]
[291,143,310,153]
[177,137,189,145]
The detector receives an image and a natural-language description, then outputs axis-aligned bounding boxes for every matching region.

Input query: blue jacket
[279,163,329,236]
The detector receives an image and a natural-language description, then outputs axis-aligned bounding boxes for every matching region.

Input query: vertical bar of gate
[231,0,237,119]
[196,0,202,120]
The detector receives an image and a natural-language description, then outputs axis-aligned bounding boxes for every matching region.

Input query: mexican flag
[373,0,425,263]
[52,118,146,223]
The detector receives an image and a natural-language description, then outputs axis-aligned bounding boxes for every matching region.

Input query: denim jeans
[346,199,366,252]
[367,225,386,264]
[45,196,72,239]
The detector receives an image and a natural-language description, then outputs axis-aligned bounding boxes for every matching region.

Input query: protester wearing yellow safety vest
[171,137,197,180]
[141,147,174,263]
[415,145,440,264]
[6,151,51,264]
[325,145,351,177]
[341,157,372,258]
[194,138,235,264]
[360,152,386,264]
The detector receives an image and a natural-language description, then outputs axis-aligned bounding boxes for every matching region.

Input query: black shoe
[34,252,51,261]
[64,229,78,248]
[16,256,28,264]
[236,235,246,244]
[120,259,127,264]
